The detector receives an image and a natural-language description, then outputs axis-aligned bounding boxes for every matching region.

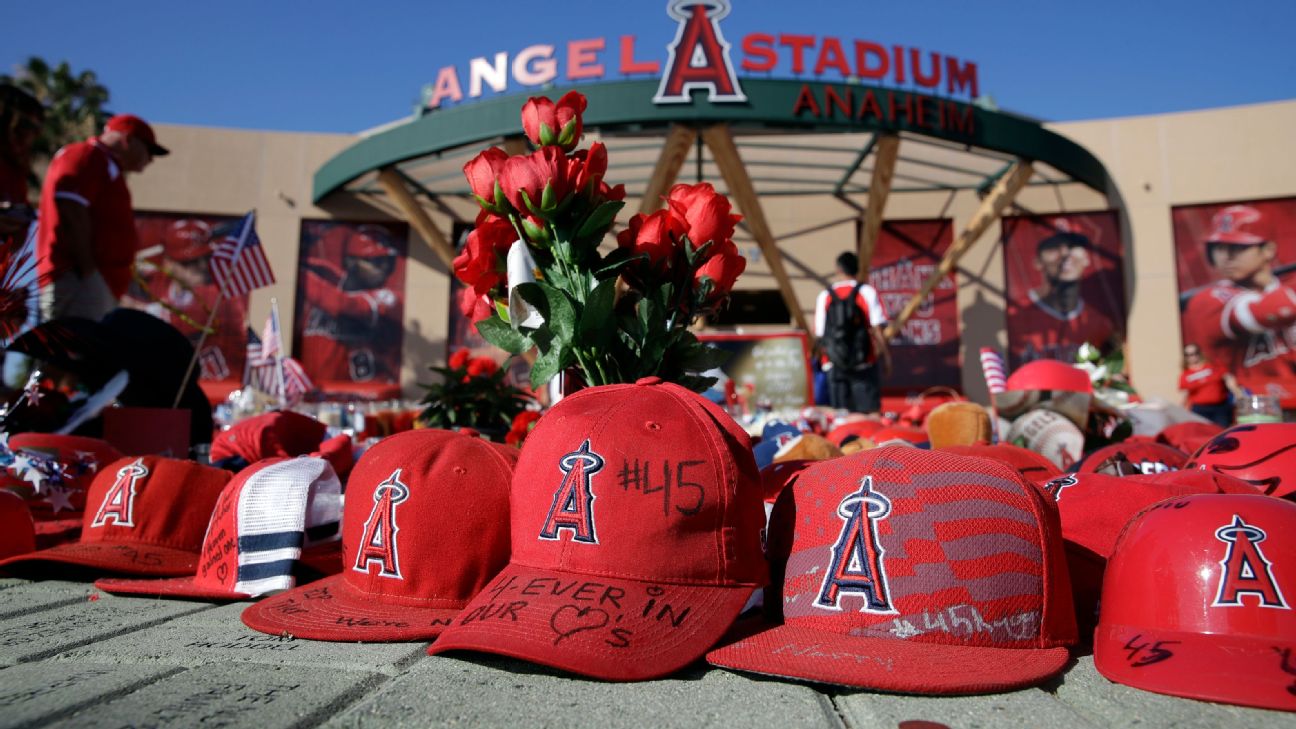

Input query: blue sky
[6,0,1294,133]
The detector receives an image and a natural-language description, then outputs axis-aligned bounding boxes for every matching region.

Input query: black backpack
[823,283,872,371]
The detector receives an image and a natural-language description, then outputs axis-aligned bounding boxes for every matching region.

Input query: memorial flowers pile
[418,349,533,434]
[453,91,745,391]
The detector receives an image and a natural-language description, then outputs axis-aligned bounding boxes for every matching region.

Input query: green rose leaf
[576,200,625,241]
[475,315,531,355]
[578,280,617,348]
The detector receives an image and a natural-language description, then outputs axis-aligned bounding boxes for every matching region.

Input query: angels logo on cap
[1094,494,1295,711]
[95,457,342,601]
[241,429,516,642]
[429,377,766,681]
[707,447,1077,695]
[0,456,231,577]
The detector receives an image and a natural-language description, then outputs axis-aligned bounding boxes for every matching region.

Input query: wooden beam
[376,166,456,268]
[858,134,900,278]
[702,124,810,333]
[640,125,697,214]
[501,135,529,156]
[884,160,1034,339]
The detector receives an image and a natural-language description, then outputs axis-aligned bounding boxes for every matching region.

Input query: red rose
[506,410,543,446]
[521,91,586,151]
[573,142,607,196]
[616,209,689,272]
[467,357,499,378]
[452,213,515,296]
[455,287,497,332]
[693,238,746,304]
[666,182,743,252]
[463,147,510,213]
[500,147,579,218]
[448,349,472,370]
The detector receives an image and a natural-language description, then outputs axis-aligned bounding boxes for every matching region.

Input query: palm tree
[2,56,110,168]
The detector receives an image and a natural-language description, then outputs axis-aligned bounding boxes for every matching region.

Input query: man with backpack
[813,251,891,413]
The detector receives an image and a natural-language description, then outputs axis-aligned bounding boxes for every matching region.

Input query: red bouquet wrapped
[453,91,745,391]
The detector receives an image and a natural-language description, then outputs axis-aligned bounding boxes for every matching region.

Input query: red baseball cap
[1006,359,1092,394]
[1094,494,1295,711]
[1186,423,1296,499]
[162,219,211,262]
[1156,421,1223,455]
[0,491,35,559]
[429,377,767,681]
[1205,205,1267,246]
[104,114,169,157]
[1035,470,1260,635]
[95,457,342,600]
[0,456,230,577]
[0,433,123,521]
[345,225,397,259]
[211,411,328,469]
[940,443,1062,481]
[826,418,884,447]
[241,429,517,642]
[707,447,1077,694]
[1077,440,1188,476]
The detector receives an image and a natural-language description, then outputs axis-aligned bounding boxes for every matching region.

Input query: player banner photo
[869,218,961,391]
[1002,211,1126,370]
[293,220,408,390]
[1173,196,1296,408]
[123,212,247,389]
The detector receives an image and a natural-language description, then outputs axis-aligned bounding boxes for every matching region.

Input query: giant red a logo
[815,476,896,613]
[353,469,410,579]
[654,0,746,104]
[539,440,604,544]
[90,458,149,528]
[1213,514,1289,609]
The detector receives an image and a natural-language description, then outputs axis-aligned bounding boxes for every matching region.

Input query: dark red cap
[707,447,1077,694]
[1035,470,1260,635]
[1077,440,1189,476]
[345,225,397,259]
[95,457,342,600]
[0,491,35,559]
[826,419,884,447]
[940,443,1062,481]
[210,411,328,468]
[105,114,169,156]
[241,429,516,642]
[0,456,230,576]
[1156,421,1223,456]
[1006,359,1092,394]
[162,219,211,262]
[1095,494,1295,711]
[1205,205,1267,246]
[0,433,123,522]
[429,377,767,681]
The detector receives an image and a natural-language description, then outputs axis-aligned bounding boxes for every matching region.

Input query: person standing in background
[813,251,890,413]
[1178,344,1241,428]
[36,114,167,322]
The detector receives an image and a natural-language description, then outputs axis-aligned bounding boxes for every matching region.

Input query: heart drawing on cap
[549,605,610,645]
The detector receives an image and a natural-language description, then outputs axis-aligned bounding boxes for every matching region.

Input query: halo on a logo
[373,470,410,503]
[1216,515,1265,544]
[559,444,604,474]
[666,0,730,21]
[837,489,891,520]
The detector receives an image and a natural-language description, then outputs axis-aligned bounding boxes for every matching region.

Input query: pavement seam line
[21,603,215,664]
[820,693,851,729]
[0,596,91,622]
[289,670,392,729]
[8,664,188,729]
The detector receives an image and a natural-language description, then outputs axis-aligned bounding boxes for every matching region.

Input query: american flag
[244,327,279,395]
[280,357,314,405]
[210,212,275,298]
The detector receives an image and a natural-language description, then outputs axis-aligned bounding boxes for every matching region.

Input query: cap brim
[1095,623,1296,711]
[1208,232,1266,245]
[94,575,251,601]
[0,541,198,577]
[707,622,1071,695]
[427,563,758,681]
[241,574,463,642]
[147,143,169,157]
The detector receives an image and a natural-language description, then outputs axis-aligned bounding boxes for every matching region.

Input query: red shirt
[37,139,139,298]
[1179,363,1229,406]
[298,260,402,383]
[813,279,887,365]
[1184,281,1296,408]
[1006,293,1114,369]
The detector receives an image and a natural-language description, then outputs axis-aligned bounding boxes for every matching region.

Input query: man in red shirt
[1007,226,1115,368]
[37,114,168,322]
[813,251,891,413]
[1181,205,1296,409]
[1178,344,1240,427]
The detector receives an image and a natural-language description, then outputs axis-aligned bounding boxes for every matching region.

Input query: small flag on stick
[210,212,275,298]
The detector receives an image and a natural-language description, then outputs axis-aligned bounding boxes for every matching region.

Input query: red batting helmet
[1185,423,1296,499]
[163,219,212,262]
[346,225,397,259]
[1206,205,1267,246]
[1078,440,1189,476]
[1094,493,1296,711]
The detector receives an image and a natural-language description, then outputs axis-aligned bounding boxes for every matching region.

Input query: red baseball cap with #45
[707,447,1077,694]
[0,456,231,577]
[95,457,342,600]
[429,377,767,681]
[240,429,517,642]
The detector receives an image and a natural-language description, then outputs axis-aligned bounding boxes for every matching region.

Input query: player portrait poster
[292,220,408,387]
[868,218,961,390]
[1002,211,1126,370]
[122,212,247,385]
[1173,196,1296,408]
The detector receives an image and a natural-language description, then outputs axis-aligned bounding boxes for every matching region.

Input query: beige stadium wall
[129,99,1296,403]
